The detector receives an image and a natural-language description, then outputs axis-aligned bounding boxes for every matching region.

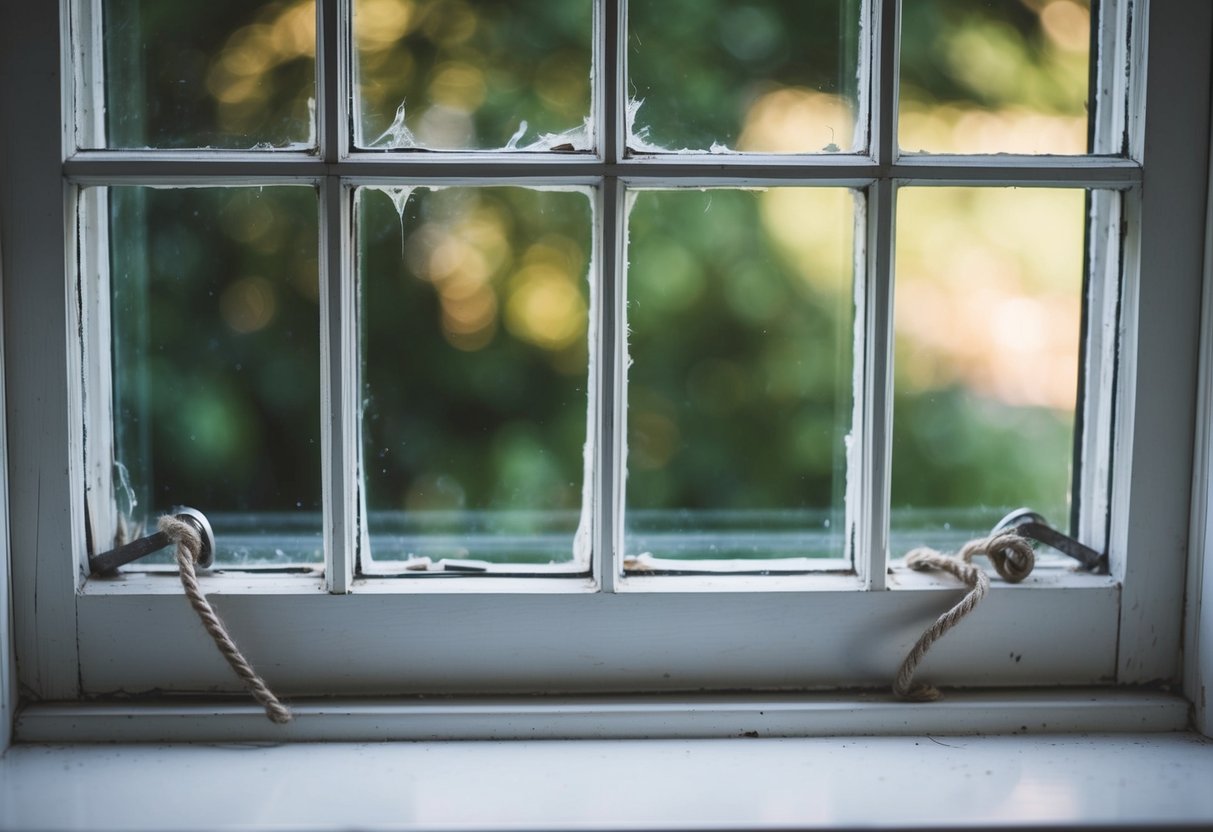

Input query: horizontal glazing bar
[65,154,1143,187]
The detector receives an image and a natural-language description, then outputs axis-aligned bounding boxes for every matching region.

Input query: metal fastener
[991,507,1107,573]
[89,507,215,574]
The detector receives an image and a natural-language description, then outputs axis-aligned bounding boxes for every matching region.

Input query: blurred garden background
[99,0,1092,564]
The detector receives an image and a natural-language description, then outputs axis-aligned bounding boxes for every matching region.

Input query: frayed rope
[893,531,1035,702]
[159,515,293,724]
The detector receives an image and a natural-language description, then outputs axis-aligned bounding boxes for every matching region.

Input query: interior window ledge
[14,688,1188,744]
[78,563,1113,596]
[3,731,1212,831]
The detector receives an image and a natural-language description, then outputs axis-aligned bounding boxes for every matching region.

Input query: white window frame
[2,0,1211,737]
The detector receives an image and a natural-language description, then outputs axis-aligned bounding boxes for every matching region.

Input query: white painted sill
[13,688,1190,743]
[79,558,1108,595]
[3,730,1213,831]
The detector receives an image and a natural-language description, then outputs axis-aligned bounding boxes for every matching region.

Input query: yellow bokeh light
[535,52,589,114]
[420,0,477,47]
[415,227,490,286]
[1041,0,1090,52]
[220,276,278,334]
[505,264,586,351]
[900,103,1086,155]
[220,195,276,244]
[428,62,487,112]
[207,0,314,117]
[737,88,854,153]
[401,205,509,351]
[220,26,276,76]
[355,0,415,49]
[269,2,316,60]
[209,75,265,106]
[628,408,681,471]
[894,188,1085,411]
[440,275,498,351]
[758,188,852,297]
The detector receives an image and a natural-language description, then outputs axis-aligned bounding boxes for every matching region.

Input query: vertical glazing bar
[597,179,623,593]
[320,0,355,592]
[318,0,347,161]
[1078,0,1129,549]
[80,0,110,149]
[855,0,899,589]
[858,180,895,591]
[598,0,623,165]
[1076,189,1121,553]
[595,0,624,591]
[321,179,356,594]
[872,0,899,169]
[78,187,117,556]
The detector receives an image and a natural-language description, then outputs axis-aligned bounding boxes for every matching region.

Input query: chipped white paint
[14,689,1190,743]
[4,733,1213,831]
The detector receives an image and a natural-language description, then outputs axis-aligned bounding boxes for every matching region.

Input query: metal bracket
[89,507,215,575]
[992,507,1107,573]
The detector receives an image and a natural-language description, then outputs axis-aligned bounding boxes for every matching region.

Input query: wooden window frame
[1,0,1210,733]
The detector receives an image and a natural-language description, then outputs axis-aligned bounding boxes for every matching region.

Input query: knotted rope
[893,531,1035,702]
[159,515,293,724]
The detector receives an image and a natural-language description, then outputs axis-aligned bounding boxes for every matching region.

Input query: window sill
[3,729,1211,831]
[14,688,1188,743]
[80,559,1110,596]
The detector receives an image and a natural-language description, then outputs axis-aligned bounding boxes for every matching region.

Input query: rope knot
[158,515,203,563]
[893,530,1034,702]
[982,532,1035,583]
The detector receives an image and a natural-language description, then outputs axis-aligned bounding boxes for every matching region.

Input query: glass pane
[625,189,854,564]
[97,0,316,149]
[900,0,1091,154]
[891,188,1086,555]
[359,186,593,567]
[104,186,322,565]
[354,0,592,151]
[627,0,862,154]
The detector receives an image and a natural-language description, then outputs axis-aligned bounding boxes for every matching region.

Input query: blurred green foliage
[356,0,592,148]
[359,187,591,560]
[901,0,1089,116]
[102,0,1091,562]
[628,0,858,151]
[626,189,852,540]
[110,186,323,560]
[103,0,315,147]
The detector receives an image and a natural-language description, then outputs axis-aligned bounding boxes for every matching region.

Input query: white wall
[1184,61,1213,737]
[0,239,12,753]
